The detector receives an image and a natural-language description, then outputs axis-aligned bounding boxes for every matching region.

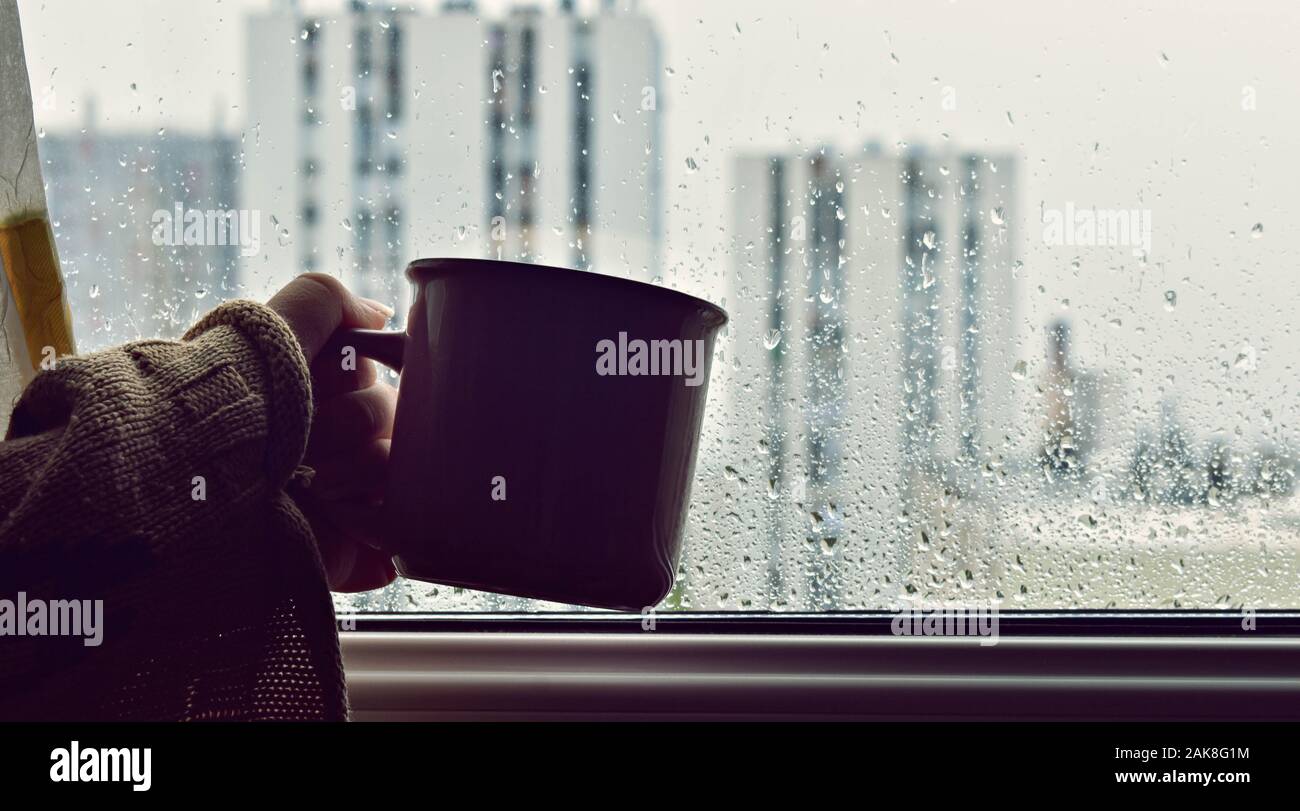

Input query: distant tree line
[1127,417,1296,506]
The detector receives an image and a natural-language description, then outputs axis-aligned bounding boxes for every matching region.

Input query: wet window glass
[19,0,1298,613]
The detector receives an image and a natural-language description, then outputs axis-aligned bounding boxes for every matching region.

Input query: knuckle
[296,272,346,302]
[353,357,379,386]
[348,386,394,439]
[351,390,381,437]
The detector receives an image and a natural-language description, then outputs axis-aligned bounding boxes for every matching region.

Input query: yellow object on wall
[0,216,75,371]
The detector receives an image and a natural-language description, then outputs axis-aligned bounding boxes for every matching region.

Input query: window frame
[340,612,1300,721]
[340,610,1300,636]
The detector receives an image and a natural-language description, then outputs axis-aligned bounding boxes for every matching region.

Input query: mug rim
[405,257,729,326]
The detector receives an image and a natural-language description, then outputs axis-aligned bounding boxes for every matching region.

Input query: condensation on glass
[21,0,1297,612]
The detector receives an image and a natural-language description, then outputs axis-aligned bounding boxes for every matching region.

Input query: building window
[355,23,372,76]
[385,23,402,121]
[572,57,592,267]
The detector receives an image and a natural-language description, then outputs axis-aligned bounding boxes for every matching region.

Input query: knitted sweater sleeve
[0,301,351,717]
[0,301,348,722]
[0,300,313,576]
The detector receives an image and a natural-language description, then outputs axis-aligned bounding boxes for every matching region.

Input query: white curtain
[0,0,74,433]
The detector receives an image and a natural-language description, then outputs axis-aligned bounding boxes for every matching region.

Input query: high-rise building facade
[241,0,662,312]
[40,116,239,349]
[725,144,1022,606]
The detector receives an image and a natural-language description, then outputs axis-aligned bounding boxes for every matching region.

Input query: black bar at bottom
[0,722,1286,797]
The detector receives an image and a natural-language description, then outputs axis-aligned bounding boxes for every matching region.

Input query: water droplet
[685,157,698,173]
[1251,222,1263,238]
[922,230,936,250]
[763,328,782,350]
[990,207,1005,226]
[1011,360,1027,380]
[1164,289,1178,311]
[1234,345,1255,369]
[89,284,100,299]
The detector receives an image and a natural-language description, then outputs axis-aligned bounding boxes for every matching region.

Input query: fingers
[264,273,400,595]
[298,439,397,592]
[312,344,378,399]
[308,438,391,500]
[308,502,397,592]
[335,546,398,593]
[310,440,390,503]
[316,500,391,552]
[308,387,396,461]
[268,273,393,361]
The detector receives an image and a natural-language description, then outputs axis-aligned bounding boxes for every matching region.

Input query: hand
[268,273,399,592]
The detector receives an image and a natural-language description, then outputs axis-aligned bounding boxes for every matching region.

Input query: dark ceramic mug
[338,258,727,610]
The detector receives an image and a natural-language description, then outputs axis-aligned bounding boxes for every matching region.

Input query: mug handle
[339,328,406,372]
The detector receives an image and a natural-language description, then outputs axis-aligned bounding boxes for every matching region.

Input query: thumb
[268,273,393,361]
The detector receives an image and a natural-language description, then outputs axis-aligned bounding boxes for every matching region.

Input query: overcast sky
[15,0,1300,443]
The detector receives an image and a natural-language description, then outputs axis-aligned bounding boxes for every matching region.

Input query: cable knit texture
[0,300,346,721]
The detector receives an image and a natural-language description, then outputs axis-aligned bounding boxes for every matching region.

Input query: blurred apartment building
[241,0,662,311]
[726,144,1023,606]
[40,104,239,350]
[1039,317,1124,479]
